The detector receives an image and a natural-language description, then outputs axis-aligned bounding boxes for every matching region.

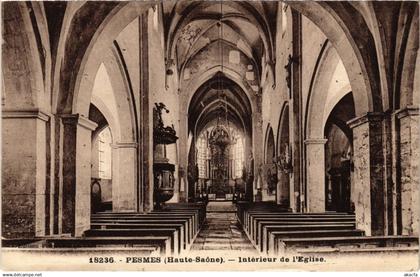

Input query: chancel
[1,0,419,270]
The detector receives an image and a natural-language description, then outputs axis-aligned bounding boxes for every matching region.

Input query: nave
[1,0,419,270]
[190,202,257,254]
[3,201,418,257]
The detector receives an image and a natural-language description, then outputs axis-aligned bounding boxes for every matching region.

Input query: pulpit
[153,103,178,209]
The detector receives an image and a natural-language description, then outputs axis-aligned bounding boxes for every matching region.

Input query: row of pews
[2,203,206,256]
[237,202,419,256]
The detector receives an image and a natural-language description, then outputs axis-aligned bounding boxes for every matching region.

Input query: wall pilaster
[111,142,138,212]
[61,114,97,236]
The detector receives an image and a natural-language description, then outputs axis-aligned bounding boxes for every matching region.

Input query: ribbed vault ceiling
[163,1,277,76]
[171,1,273,139]
[188,75,252,136]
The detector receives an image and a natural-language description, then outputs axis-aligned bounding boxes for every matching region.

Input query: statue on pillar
[247,152,254,177]
[284,55,299,98]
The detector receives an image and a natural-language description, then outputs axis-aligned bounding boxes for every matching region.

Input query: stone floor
[190,202,257,255]
[206,201,237,212]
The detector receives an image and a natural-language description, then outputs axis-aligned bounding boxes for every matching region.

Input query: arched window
[197,135,208,178]
[98,127,112,179]
[234,137,244,178]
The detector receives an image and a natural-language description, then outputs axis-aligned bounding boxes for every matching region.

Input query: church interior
[1,1,419,265]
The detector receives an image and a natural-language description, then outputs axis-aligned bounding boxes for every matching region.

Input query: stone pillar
[2,110,49,238]
[305,138,328,212]
[276,167,290,206]
[178,108,188,202]
[348,113,385,236]
[252,113,263,200]
[61,114,97,237]
[396,106,419,235]
[291,11,303,212]
[112,142,137,212]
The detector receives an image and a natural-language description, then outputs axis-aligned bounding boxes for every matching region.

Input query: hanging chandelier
[209,125,232,148]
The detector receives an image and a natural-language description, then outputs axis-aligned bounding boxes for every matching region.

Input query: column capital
[347,112,384,129]
[111,142,138,149]
[394,105,419,119]
[2,109,50,122]
[60,114,98,131]
[304,138,327,145]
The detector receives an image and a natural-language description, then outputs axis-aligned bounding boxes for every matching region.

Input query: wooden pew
[150,212,199,233]
[253,219,356,245]
[1,238,42,247]
[92,213,196,235]
[244,212,354,232]
[236,202,289,225]
[91,216,194,243]
[91,220,190,243]
[298,246,419,255]
[96,202,207,227]
[91,217,193,245]
[236,202,364,256]
[245,213,354,230]
[22,236,172,256]
[98,210,200,229]
[253,223,357,250]
[91,208,205,253]
[2,229,180,256]
[242,213,355,240]
[2,246,160,256]
[242,214,355,239]
[248,215,356,237]
[265,229,364,255]
[90,222,186,249]
[275,236,419,255]
[84,228,180,255]
[3,205,206,257]
[162,203,207,225]
[154,210,203,228]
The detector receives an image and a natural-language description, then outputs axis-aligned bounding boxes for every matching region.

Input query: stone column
[276,167,290,206]
[305,138,328,212]
[348,113,385,236]
[396,106,419,235]
[252,113,263,200]
[112,142,138,212]
[2,110,49,238]
[178,106,188,202]
[261,165,269,201]
[61,114,97,237]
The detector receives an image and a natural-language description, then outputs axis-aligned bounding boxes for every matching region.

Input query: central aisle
[190,202,257,254]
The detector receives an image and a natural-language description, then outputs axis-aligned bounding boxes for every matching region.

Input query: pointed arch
[264,125,275,164]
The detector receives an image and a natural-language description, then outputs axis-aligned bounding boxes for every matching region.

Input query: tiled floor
[190,203,257,255]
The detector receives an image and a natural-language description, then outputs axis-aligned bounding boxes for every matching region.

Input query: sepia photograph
[1,0,419,273]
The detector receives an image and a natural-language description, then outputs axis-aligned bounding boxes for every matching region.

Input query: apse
[187,74,252,202]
